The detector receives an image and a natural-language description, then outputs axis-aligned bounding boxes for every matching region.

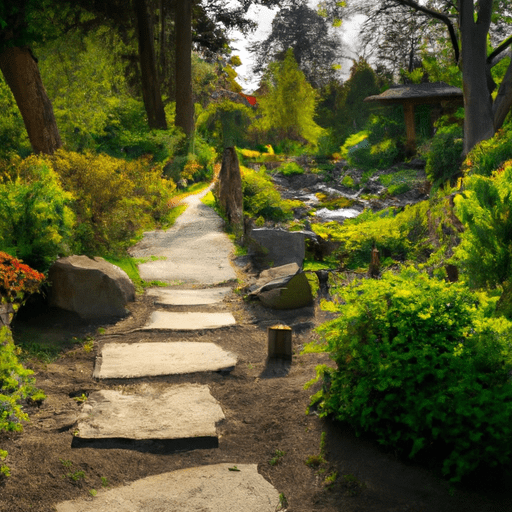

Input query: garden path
[56,187,280,511]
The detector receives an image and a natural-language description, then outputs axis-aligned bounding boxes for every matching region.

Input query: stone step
[146,286,232,305]
[142,311,236,330]
[93,342,237,379]
[55,463,280,512]
[74,385,224,448]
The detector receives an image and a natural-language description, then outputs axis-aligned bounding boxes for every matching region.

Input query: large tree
[0,1,62,154]
[135,0,167,129]
[251,2,344,88]
[338,0,512,155]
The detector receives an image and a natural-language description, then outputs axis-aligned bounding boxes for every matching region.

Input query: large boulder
[48,256,135,319]
[248,228,305,269]
[249,263,313,310]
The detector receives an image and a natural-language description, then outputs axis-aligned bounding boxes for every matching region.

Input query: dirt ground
[2,269,512,512]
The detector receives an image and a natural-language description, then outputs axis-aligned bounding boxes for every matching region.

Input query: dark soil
[2,266,512,511]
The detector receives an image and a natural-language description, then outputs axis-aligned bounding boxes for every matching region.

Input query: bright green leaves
[308,268,512,481]
[0,326,45,435]
[254,49,325,146]
[455,150,512,289]
[0,156,74,271]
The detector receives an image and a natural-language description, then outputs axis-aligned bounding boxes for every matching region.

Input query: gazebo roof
[364,81,463,104]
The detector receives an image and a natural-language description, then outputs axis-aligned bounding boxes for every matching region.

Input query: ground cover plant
[306,268,512,482]
[240,165,303,222]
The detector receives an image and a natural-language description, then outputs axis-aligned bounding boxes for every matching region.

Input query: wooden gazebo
[364,82,463,155]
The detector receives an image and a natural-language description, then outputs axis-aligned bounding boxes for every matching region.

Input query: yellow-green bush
[307,268,512,482]
[50,150,176,255]
[241,166,302,221]
[311,191,461,272]
[0,156,75,270]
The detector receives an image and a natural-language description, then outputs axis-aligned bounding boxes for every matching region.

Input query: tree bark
[459,0,494,155]
[0,46,62,155]
[175,0,194,137]
[134,0,167,130]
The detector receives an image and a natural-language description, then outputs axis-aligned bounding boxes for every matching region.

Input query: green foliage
[454,159,512,289]
[0,76,31,159]
[277,161,304,176]
[309,269,512,482]
[241,166,300,222]
[425,125,464,188]
[1,326,45,439]
[254,49,326,146]
[341,175,355,188]
[269,449,286,466]
[196,99,253,150]
[463,127,512,178]
[319,59,381,147]
[310,191,462,271]
[340,132,369,159]
[0,156,75,271]
[379,169,425,196]
[50,150,176,256]
[37,27,126,151]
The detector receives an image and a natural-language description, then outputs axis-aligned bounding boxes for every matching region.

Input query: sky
[227,3,366,93]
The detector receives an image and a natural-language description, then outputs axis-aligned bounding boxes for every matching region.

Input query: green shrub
[341,175,355,188]
[310,191,463,271]
[50,150,176,256]
[463,127,512,178]
[0,76,31,159]
[454,159,512,289]
[277,161,305,176]
[425,124,464,188]
[1,326,46,474]
[379,169,424,196]
[0,156,75,271]
[241,166,300,221]
[307,268,512,482]
[340,131,369,159]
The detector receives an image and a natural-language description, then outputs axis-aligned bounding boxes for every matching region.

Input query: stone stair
[56,188,281,511]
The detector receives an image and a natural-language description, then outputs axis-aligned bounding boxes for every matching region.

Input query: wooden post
[267,324,292,361]
[368,247,380,278]
[403,101,416,156]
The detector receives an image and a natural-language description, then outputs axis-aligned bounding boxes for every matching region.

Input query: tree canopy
[251,2,344,88]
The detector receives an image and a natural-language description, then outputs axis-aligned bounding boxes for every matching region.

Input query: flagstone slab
[93,342,237,379]
[76,385,224,441]
[55,463,280,512]
[142,311,236,330]
[146,286,231,306]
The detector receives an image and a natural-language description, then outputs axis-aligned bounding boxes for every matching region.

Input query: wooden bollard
[268,324,292,361]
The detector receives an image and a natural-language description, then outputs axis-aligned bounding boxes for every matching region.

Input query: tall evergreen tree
[256,49,325,144]
[252,2,344,88]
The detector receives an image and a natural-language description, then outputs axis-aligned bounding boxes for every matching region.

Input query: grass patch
[378,169,423,195]
[104,255,169,293]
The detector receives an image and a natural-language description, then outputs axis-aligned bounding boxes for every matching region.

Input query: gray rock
[48,255,135,319]
[249,263,313,310]
[248,228,305,268]
[257,272,313,310]
[55,464,280,512]
[249,262,300,292]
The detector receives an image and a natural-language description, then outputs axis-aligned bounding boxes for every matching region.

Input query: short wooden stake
[268,324,292,361]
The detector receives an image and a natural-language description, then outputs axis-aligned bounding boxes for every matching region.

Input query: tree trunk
[459,0,494,155]
[175,0,194,137]
[134,0,167,130]
[217,147,243,228]
[0,46,62,155]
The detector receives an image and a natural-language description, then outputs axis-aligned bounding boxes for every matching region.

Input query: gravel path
[129,185,237,285]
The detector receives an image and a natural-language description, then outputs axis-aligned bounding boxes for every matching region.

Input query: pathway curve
[129,186,237,285]
[56,185,280,512]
